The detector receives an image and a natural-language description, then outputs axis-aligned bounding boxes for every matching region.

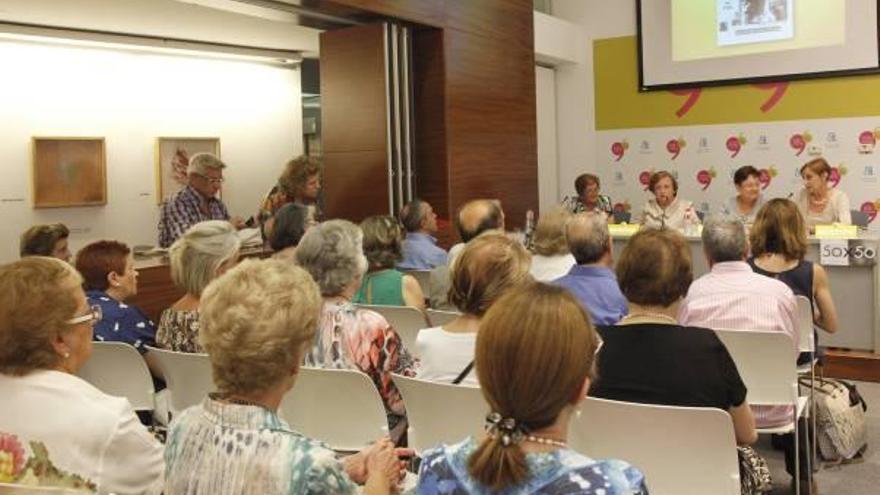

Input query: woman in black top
[589,228,758,446]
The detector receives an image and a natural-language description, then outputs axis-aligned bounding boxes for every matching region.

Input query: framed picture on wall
[155,137,221,204]
[31,137,107,208]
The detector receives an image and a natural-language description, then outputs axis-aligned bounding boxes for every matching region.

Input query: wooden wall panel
[322,150,390,221]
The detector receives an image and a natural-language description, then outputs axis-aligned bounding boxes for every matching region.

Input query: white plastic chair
[404,270,432,296]
[570,397,741,495]
[77,341,155,412]
[280,367,389,452]
[713,329,810,492]
[144,346,213,418]
[426,309,461,328]
[356,304,429,357]
[391,374,486,454]
[795,294,819,467]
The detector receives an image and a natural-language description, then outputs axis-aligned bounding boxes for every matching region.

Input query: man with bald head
[447,199,505,266]
[552,212,627,325]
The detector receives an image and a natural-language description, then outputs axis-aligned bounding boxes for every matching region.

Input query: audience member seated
[0,257,163,493]
[553,212,627,325]
[590,228,758,448]
[416,283,647,494]
[561,173,614,218]
[257,155,323,240]
[352,215,426,310]
[269,203,315,261]
[639,171,700,231]
[429,199,506,309]
[681,215,807,489]
[158,153,244,248]
[19,223,71,262]
[795,157,851,229]
[721,165,766,225]
[748,199,838,338]
[398,199,447,270]
[164,258,406,495]
[75,240,162,377]
[156,221,241,353]
[528,207,576,281]
[295,220,416,443]
[416,234,531,386]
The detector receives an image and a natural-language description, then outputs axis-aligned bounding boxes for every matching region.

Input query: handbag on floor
[737,445,772,494]
[801,376,868,462]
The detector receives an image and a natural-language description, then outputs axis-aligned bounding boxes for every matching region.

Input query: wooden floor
[823,349,880,382]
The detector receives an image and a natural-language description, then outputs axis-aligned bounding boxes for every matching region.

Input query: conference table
[611,232,880,354]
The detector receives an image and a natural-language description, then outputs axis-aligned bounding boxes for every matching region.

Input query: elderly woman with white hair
[156,220,240,353]
[295,220,416,443]
[163,259,407,495]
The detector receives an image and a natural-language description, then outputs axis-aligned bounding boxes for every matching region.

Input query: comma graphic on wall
[857,129,880,154]
[828,165,847,188]
[613,200,632,214]
[758,166,778,190]
[860,200,880,223]
[638,170,654,191]
[726,134,746,158]
[611,140,628,161]
[696,167,717,190]
[789,131,812,156]
[666,137,686,160]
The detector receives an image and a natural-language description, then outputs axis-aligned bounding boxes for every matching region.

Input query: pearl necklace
[523,435,567,448]
[620,312,678,325]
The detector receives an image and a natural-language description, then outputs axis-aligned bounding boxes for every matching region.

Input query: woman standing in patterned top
[164,259,406,495]
[417,283,648,494]
[295,220,417,443]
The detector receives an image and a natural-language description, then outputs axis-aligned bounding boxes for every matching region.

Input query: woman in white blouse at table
[795,158,851,230]
[722,165,766,225]
[0,257,164,494]
[639,171,700,231]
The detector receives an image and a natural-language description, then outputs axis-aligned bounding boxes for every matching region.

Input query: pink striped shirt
[679,261,798,428]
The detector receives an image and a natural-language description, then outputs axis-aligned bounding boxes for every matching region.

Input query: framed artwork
[32,137,107,208]
[155,137,221,204]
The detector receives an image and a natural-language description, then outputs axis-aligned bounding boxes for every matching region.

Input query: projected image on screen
[717,0,794,46]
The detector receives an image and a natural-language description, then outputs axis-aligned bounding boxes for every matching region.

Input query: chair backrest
[356,304,429,357]
[851,209,870,228]
[280,367,388,452]
[77,341,154,411]
[145,346,212,416]
[404,270,432,295]
[426,309,461,328]
[570,397,740,495]
[795,295,814,354]
[713,329,798,406]
[392,374,486,454]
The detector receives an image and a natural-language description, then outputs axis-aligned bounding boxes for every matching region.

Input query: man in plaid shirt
[158,153,240,247]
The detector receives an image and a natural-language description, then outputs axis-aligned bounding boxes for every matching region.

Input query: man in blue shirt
[553,212,628,325]
[398,199,448,270]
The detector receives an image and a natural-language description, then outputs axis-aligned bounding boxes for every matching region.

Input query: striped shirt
[158,185,229,247]
[679,261,798,427]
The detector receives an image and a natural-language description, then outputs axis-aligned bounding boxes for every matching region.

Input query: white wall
[536,66,559,212]
[0,40,302,262]
[550,0,635,201]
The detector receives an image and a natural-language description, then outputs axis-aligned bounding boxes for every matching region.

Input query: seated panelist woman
[795,158,851,230]
[722,165,766,225]
[639,171,700,231]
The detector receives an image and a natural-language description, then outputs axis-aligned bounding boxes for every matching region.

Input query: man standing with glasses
[158,153,244,247]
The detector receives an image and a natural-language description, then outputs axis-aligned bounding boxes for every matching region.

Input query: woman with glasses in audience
[0,257,163,493]
[164,259,406,495]
[352,215,426,310]
[75,240,162,377]
[416,233,531,386]
[417,283,647,494]
[295,220,416,443]
[156,220,240,353]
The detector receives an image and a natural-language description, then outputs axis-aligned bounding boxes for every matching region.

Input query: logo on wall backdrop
[861,164,876,183]
[828,165,847,188]
[789,131,812,156]
[758,167,778,190]
[726,134,746,158]
[611,140,628,161]
[638,140,653,154]
[756,134,770,150]
[666,137,686,160]
[638,170,654,191]
[696,167,717,190]
[824,131,839,149]
[697,137,711,153]
[858,129,879,154]
[860,200,880,223]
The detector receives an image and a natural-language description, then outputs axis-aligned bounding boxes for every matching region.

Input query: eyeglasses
[66,305,102,325]
[196,173,225,185]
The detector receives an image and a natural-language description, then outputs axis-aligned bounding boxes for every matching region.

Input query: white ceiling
[0,0,322,56]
